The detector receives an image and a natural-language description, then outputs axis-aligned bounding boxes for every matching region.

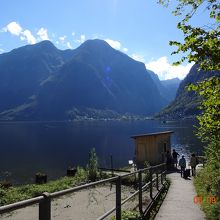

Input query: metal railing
[0,163,167,220]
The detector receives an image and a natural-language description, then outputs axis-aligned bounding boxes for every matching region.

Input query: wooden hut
[131,131,173,167]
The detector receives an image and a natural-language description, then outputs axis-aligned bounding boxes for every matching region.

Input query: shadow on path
[155,171,205,220]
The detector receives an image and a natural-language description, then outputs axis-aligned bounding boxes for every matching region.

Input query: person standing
[179,155,186,177]
[166,150,172,170]
[190,153,197,176]
[172,149,180,168]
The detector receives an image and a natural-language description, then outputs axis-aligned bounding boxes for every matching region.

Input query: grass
[110,210,141,220]
[0,166,102,206]
[194,163,220,220]
[0,148,112,206]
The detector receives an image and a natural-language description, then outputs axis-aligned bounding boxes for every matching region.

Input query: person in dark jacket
[179,155,186,177]
[172,149,180,168]
[190,153,197,176]
[166,150,172,170]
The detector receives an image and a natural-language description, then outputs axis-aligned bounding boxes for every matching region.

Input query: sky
[0,0,210,80]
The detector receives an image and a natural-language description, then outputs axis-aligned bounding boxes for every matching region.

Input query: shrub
[0,167,88,206]
[194,160,220,220]
[87,148,98,181]
[110,210,141,220]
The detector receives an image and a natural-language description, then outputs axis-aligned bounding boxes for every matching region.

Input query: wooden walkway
[155,171,205,220]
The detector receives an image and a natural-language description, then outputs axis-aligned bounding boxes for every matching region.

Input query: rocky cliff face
[0,39,170,120]
[156,64,220,119]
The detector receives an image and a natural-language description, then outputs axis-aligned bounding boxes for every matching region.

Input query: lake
[0,119,203,185]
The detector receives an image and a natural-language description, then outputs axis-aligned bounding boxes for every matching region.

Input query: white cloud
[104,39,121,50]
[3,21,36,45]
[22,30,36,44]
[75,34,86,44]
[37,28,49,40]
[20,36,26,41]
[145,56,194,80]
[3,21,22,36]
[131,53,145,63]
[71,32,75,36]
[0,48,4,53]
[123,47,128,52]
[59,35,66,43]
[80,34,85,43]
[66,42,72,49]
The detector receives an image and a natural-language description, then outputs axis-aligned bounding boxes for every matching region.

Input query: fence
[0,163,167,220]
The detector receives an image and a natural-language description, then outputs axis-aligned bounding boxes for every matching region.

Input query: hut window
[164,143,167,152]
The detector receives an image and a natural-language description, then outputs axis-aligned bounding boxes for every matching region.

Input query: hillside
[156,64,220,119]
[0,39,173,121]
[148,70,181,103]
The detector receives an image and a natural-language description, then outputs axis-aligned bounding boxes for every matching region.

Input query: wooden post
[150,167,153,199]
[156,171,159,191]
[110,155,114,177]
[35,173,47,184]
[116,177,121,220]
[66,167,77,177]
[164,164,167,181]
[39,192,51,220]
[138,170,143,215]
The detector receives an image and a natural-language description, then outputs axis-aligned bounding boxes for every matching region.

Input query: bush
[87,148,98,181]
[110,210,141,220]
[0,166,88,206]
[194,160,220,220]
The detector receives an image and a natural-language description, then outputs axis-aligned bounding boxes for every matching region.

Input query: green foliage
[188,77,220,143]
[194,160,220,220]
[110,210,141,220]
[87,148,99,181]
[158,0,220,71]
[0,167,87,206]
[158,1,220,219]
[74,166,88,183]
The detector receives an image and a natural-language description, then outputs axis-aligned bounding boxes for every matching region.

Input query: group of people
[166,149,198,178]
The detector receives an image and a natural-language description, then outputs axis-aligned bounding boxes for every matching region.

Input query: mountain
[161,77,181,101]
[0,41,74,111]
[148,71,181,103]
[0,39,170,121]
[157,64,220,119]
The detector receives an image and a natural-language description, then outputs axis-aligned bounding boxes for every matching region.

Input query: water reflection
[0,119,203,184]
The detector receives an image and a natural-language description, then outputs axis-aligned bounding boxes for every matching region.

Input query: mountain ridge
[156,63,220,119]
[0,39,176,121]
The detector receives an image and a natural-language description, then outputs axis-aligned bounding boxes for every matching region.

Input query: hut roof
[131,131,174,139]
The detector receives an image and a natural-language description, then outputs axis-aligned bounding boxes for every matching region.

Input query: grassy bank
[0,167,103,206]
[194,162,220,220]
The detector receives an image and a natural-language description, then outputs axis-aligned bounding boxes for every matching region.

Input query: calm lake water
[0,119,203,185]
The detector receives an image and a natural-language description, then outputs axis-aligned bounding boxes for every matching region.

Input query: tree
[158,0,220,147]
[158,1,220,218]
[158,0,220,71]
[87,148,98,181]
[188,77,220,144]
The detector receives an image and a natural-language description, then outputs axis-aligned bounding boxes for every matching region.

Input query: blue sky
[0,0,209,80]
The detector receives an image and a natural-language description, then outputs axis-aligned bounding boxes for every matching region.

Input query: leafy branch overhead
[158,1,220,218]
[158,0,220,71]
[188,76,220,143]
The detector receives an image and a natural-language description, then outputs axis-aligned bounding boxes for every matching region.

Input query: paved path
[155,171,205,220]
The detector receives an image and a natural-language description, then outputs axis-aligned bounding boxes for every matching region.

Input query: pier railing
[0,163,167,220]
